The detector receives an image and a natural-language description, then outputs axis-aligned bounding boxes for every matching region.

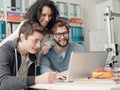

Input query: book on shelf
[0,0,4,11]
[0,11,4,20]
[57,2,68,18]
[12,23,19,33]
[6,23,11,37]
[11,0,16,11]
[7,11,24,22]
[6,0,11,11]
[0,20,6,39]
[2,0,33,12]
[71,18,83,25]
[70,4,80,18]
[24,0,29,12]
[0,22,2,39]
[16,0,22,11]
[6,22,20,36]
[70,26,84,42]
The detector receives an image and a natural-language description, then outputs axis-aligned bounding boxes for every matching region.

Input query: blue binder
[0,21,2,39]
[0,21,6,39]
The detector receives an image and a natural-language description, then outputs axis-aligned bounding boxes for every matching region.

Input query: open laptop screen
[66,51,108,82]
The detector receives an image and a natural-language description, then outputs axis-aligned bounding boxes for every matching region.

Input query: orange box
[92,71,113,79]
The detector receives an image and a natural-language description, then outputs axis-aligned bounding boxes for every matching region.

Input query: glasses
[54,31,69,39]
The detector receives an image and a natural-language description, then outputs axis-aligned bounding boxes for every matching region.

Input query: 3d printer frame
[104,6,120,68]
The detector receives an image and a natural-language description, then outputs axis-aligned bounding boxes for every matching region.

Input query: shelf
[0,0,84,44]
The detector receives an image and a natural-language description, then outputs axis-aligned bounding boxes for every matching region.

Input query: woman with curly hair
[0,0,59,54]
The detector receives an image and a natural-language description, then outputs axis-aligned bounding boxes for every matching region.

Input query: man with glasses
[40,19,85,80]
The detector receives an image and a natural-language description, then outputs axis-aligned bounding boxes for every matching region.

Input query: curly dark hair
[24,0,59,30]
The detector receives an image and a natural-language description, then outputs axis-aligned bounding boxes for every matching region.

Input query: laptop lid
[66,51,108,82]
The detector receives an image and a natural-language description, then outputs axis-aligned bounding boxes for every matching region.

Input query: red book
[71,18,83,24]
[7,16,23,21]
[7,11,24,21]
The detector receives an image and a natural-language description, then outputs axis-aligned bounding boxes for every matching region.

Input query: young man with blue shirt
[40,19,85,80]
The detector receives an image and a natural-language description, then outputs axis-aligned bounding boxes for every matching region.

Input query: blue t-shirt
[40,42,85,73]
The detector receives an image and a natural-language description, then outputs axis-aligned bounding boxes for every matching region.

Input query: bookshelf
[0,0,84,46]
[0,0,35,40]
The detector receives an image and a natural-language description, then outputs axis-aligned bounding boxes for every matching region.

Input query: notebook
[65,51,108,82]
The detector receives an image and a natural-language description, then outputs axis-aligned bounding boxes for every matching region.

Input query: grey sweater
[0,39,37,90]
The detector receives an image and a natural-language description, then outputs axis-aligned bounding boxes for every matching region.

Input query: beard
[54,38,69,47]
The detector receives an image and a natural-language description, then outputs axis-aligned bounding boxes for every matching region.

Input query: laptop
[65,51,108,82]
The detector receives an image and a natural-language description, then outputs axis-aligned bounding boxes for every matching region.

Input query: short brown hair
[19,20,48,41]
[51,19,71,34]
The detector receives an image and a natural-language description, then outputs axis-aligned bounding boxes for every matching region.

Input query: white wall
[78,0,100,51]
[82,0,120,51]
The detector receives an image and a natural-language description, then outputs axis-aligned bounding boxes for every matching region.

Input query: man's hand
[56,71,68,80]
[35,72,57,84]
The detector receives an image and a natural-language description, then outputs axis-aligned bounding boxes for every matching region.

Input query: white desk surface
[31,81,120,90]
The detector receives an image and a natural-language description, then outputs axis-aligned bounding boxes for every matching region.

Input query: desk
[31,82,120,90]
